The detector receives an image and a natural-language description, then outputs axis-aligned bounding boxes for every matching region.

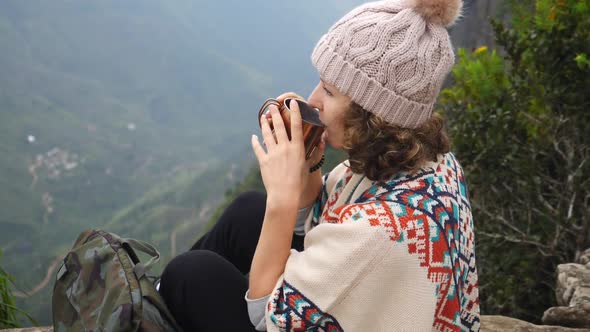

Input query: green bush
[440,0,589,322]
[1,249,20,328]
[1,249,37,328]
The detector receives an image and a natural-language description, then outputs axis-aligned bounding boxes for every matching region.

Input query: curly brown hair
[342,101,450,182]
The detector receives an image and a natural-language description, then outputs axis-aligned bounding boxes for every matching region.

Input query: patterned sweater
[248,153,480,331]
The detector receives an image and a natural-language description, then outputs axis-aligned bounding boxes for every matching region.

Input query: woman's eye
[323,87,333,96]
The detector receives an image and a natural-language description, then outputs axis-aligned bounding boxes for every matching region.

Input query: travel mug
[258,97,325,160]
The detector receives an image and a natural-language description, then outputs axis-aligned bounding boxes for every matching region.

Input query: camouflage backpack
[52,229,181,332]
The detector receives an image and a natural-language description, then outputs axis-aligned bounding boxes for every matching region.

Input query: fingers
[276,92,303,104]
[289,99,304,143]
[251,134,265,161]
[269,105,289,144]
[260,113,276,149]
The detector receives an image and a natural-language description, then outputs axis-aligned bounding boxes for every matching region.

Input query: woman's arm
[249,164,323,298]
[248,198,299,298]
[249,98,309,299]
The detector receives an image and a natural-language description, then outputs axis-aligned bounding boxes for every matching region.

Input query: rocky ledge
[542,248,590,328]
[4,250,590,332]
[3,317,590,332]
[481,316,590,331]
[1,329,52,332]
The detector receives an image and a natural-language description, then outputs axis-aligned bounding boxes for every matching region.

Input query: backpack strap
[106,231,182,331]
[140,277,183,332]
[73,229,98,248]
[121,238,160,279]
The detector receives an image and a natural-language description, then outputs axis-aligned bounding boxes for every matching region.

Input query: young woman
[158,0,480,331]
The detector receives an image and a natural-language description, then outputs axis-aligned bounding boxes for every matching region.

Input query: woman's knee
[229,190,266,211]
[159,250,247,329]
[161,250,227,284]
[217,190,266,230]
[160,250,246,300]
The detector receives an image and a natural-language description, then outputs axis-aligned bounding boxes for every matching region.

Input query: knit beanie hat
[311,0,463,128]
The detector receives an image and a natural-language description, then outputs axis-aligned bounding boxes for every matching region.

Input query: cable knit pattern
[265,153,480,331]
[310,0,459,128]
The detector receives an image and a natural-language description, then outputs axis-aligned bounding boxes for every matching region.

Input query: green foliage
[0,251,18,328]
[574,53,590,69]
[0,1,272,324]
[440,0,589,322]
[0,250,37,328]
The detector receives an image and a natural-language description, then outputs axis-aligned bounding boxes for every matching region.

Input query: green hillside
[0,0,268,293]
[200,147,349,243]
[0,0,366,324]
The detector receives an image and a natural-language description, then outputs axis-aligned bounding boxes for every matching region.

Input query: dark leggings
[158,191,305,332]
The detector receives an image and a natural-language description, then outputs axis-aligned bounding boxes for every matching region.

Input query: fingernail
[252,134,258,140]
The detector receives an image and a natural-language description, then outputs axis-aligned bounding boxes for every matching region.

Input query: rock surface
[482,315,590,331]
[542,249,590,328]
[579,249,590,266]
[0,328,52,332]
[4,316,590,332]
[4,251,590,332]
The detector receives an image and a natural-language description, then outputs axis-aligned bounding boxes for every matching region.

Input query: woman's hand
[273,93,326,208]
[250,97,325,298]
[274,92,326,170]
[251,99,308,208]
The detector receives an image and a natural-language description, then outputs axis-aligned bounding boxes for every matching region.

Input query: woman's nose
[308,100,322,113]
[307,93,322,111]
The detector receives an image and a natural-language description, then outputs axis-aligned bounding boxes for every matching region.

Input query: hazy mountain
[0,0,368,323]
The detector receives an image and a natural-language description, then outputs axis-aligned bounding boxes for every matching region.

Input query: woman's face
[307,79,351,149]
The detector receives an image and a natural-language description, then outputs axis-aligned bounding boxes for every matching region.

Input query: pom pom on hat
[413,0,463,27]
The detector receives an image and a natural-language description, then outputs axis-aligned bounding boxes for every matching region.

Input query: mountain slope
[0,0,366,324]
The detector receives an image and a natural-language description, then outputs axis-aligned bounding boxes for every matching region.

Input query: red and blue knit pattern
[268,280,343,331]
[350,153,480,331]
[270,153,480,331]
